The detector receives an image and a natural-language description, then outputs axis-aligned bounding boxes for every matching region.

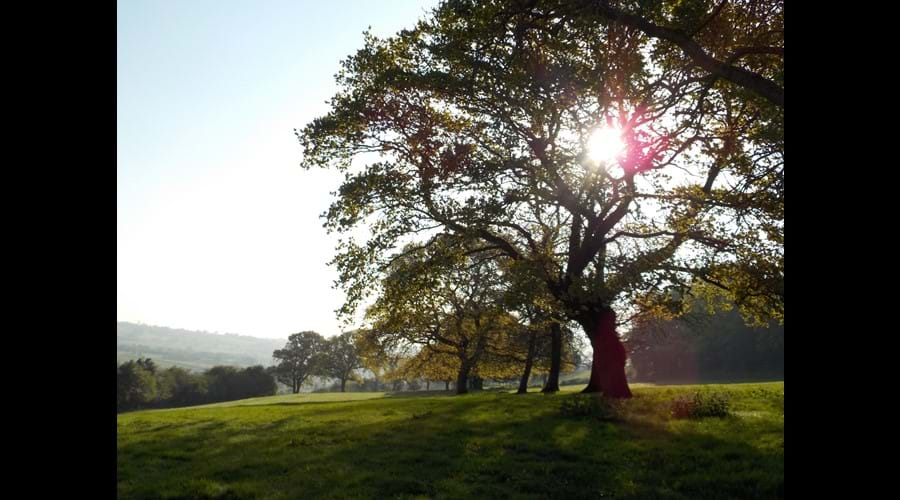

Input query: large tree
[299,0,783,397]
[537,0,784,108]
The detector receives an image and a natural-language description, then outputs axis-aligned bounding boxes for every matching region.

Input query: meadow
[117,382,784,499]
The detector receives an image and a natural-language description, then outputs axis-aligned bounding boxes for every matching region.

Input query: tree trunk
[470,376,483,390]
[456,365,470,394]
[426,380,430,390]
[581,308,632,398]
[517,330,538,394]
[340,379,347,392]
[444,380,450,391]
[542,322,562,393]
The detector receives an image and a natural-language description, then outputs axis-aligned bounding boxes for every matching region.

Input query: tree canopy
[299,0,782,396]
[320,331,364,392]
[272,331,328,394]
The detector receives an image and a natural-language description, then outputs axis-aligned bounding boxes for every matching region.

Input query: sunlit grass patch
[118,382,784,499]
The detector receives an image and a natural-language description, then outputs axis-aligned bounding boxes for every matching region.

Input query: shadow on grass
[383,390,458,399]
[382,388,519,398]
[118,392,783,500]
[231,399,374,408]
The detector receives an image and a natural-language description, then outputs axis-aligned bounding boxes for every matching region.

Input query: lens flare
[587,127,626,164]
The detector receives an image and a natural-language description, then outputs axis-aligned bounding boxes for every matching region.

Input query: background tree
[240,365,278,398]
[299,0,783,397]
[205,365,277,402]
[205,366,240,402]
[272,331,328,394]
[534,320,583,393]
[321,331,363,392]
[366,239,511,394]
[628,298,784,382]
[396,348,460,391]
[498,258,567,393]
[117,358,159,412]
[354,327,393,391]
[157,366,208,408]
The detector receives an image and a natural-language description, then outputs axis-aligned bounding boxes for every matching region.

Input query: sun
[587,127,626,164]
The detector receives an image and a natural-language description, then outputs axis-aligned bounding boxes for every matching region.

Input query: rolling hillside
[117,322,286,371]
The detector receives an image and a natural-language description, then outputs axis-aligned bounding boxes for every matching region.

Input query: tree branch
[590,1,783,107]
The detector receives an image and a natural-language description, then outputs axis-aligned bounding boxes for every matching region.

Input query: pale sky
[117,0,439,339]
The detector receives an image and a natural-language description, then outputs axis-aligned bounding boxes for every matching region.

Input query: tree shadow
[383,390,460,399]
[232,399,371,408]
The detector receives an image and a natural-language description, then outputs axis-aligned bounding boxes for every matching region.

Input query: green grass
[117,382,783,499]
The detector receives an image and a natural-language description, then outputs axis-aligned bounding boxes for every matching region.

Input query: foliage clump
[669,391,730,419]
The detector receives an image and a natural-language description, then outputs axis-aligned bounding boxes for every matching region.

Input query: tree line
[116,359,276,412]
[270,323,582,396]
[627,301,784,383]
[117,319,581,413]
[117,296,781,412]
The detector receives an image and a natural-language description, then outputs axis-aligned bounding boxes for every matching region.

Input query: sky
[117,0,439,340]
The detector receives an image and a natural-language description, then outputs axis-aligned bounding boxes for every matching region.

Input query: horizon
[117,319,288,341]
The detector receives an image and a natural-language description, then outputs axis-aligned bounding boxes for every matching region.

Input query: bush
[560,394,619,421]
[669,391,730,419]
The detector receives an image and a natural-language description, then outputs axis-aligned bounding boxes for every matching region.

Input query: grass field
[117,382,784,499]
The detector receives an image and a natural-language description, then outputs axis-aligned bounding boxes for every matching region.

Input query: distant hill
[117,322,287,372]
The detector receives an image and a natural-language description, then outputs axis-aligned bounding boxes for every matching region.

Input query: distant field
[118,382,784,499]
